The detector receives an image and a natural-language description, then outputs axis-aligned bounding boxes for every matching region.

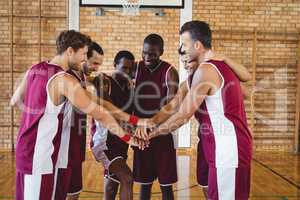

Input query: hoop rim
[79,0,184,9]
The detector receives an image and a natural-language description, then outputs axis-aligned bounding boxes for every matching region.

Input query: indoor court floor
[0,150,299,200]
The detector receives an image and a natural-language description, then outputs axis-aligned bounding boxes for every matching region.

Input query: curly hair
[56,30,92,55]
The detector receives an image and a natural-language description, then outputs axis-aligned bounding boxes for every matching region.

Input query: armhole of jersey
[186,79,190,91]
[102,73,112,96]
[165,65,174,96]
[46,71,67,108]
[107,75,112,96]
[202,62,225,90]
[134,62,140,86]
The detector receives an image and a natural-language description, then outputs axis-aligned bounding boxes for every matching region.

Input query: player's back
[16,61,70,174]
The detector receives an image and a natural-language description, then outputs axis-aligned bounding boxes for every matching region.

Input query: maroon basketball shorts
[133,135,178,186]
[197,142,251,200]
[92,134,129,183]
[16,167,69,200]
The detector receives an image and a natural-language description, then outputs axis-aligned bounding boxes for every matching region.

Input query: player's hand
[148,125,169,139]
[129,137,149,150]
[148,128,160,139]
[134,126,149,140]
[137,118,156,129]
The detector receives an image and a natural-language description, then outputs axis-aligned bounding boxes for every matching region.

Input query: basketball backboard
[80,0,184,8]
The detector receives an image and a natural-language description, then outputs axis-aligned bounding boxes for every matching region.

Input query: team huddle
[11,21,252,200]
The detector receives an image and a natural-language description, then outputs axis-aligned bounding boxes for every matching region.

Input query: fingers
[134,126,149,140]
[148,128,163,139]
[137,118,156,129]
[131,137,149,150]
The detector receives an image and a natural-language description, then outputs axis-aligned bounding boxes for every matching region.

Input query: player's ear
[66,47,74,56]
[194,41,204,51]
[160,48,164,56]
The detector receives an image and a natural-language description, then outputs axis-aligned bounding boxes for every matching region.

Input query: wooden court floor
[0,149,299,200]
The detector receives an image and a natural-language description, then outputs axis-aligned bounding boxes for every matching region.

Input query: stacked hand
[133,118,162,141]
[129,136,150,150]
[125,117,165,150]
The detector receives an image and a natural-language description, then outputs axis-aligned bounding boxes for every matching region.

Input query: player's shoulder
[192,63,220,84]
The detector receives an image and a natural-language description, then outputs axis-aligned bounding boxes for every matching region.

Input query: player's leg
[109,158,133,200]
[66,193,79,200]
[139,184,152,200]
[196,142,209,200]
[16,170,58,200]
[202,187,208,199]
[207,167,250,200]
[104,177,119,200]
[66,163,83,200]
[133,147,156,200]
[154,136,177,200]
[160,185,174,200]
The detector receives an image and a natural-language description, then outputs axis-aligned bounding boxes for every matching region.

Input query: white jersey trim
[217,168,236,200]
[203,62,238,168]
[32,71,68,174]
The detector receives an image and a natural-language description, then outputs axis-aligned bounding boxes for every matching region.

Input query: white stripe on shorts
[217,168,236,200]
[24,174,42,200]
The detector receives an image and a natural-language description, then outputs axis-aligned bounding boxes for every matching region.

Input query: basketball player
[178,51,250,199]
[91,50,136,200]
[63,41,105,200]
[133,33,179,200]
[138,21,252,200]
[11,30,145,200]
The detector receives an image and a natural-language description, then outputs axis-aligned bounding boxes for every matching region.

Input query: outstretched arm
[53,73,128,138]
[85,74,132,122]
[150,64,219,138]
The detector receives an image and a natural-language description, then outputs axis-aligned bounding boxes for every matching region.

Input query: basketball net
[122,0,142,16]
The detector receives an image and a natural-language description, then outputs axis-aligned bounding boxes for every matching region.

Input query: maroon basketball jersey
[67,70,87,165]
[134,60,177,148]
[188,60,252,168]
[16,62,71,174]
[90,73,133,152]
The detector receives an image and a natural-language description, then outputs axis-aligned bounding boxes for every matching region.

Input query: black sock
[140,184,152,200]
[160,185,174,200]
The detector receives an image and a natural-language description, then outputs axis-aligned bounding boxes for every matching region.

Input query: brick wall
[80,8,180,72]
[192,0,300,151]
[0,0,68,149]
[0,0,299,152]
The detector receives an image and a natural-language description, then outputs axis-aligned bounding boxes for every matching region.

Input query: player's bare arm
[166,67,179,103]
[150,64,222,138]
[85,73,133,123]
[134,81,189,140]
[10,70,29,107]
[211,53,251,82]
[50,73,127,138]
[240,83,251,99]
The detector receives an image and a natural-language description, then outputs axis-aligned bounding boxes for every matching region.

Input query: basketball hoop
[122,0,142,16]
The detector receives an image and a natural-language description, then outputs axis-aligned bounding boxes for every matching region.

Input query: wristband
[128,115,139,126]
[121,134,131,142]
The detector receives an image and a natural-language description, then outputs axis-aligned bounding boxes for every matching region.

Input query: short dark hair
[56,30,91,55]
[87,41,104,59]
[143,33,164,52]
[180,21,212,49]
[114,50,135,66]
